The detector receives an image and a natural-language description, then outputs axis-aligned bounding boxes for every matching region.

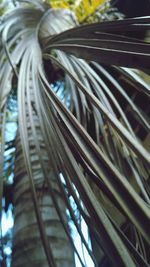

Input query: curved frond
[0,2,150,267]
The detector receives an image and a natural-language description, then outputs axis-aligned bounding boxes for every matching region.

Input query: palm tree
[0,1,150,267]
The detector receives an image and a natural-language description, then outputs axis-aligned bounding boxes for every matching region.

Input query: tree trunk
[12,96,75,267]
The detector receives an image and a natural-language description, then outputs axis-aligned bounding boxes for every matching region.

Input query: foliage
[0,0,5,16]
[0,1,150,267]
[48,0,109,22]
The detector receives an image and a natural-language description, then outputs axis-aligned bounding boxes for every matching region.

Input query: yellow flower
[49,0,108,22]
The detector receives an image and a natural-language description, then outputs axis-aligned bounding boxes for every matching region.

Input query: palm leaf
[46,16,150,71]
[0,2,150,267]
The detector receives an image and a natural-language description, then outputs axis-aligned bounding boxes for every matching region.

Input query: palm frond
[0,3,150,267]
[45,16,150,71]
